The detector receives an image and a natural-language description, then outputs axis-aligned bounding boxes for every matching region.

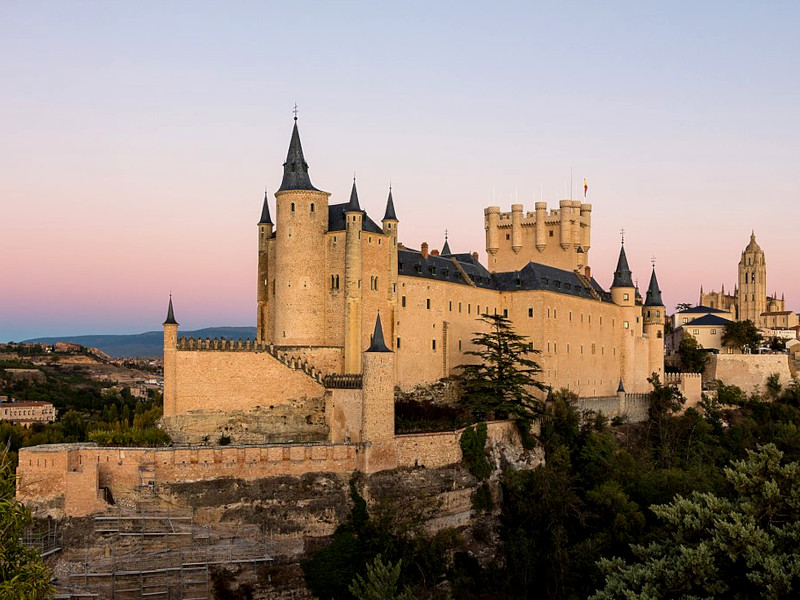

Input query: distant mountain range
[24,327,258,358]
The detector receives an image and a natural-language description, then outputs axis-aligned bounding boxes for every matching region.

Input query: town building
[0,399,56,427]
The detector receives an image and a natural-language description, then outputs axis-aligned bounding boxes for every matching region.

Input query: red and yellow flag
[583,178,588,198]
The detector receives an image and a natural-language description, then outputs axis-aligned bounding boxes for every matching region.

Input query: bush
[471,482,494,512]
[460,422,491,480]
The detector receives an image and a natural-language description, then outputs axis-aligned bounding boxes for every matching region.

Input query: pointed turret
[277,120,318,192]
[367,313,391,352]
[611,245,635,288]
[258,190,273,224]
[644,267,664,306]
[441,232,452,256]
[345,179,362,213]
[617,379,625,393]
[163,295,178,326]
[383,187,397,221]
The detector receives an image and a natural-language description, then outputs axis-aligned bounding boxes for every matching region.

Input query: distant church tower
[737,232,766,326]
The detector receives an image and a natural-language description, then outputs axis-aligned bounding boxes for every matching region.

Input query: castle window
[516,278,521,287]
[506,234,510,240]
[310,203,315,213]
[432,339,436,351]
[693,329,699,335]
[623,293,629,301]
[657,331,662,338]
[711,329,717,334]
[369,236,372,243]
[458,339,462,351]
[591,343,596,355]
[468,304,471,314]
[291,202,295,212]
[581,313,584,323]
[567,344,570,354]
[549,230,554,237]
[569,311,572,321]
[459,302,462,313]
[397,337,401,348]
[528,308,533,317]
[449,301,452,311]
[426,298,431,309]
[415,265,422,273]
[580,345,583,354]
[624,321,629,329]
[647,310,651,318]
[503,309,508,317]
[554,309,557,319]
[547,308,551,318]
[402,296,406,307]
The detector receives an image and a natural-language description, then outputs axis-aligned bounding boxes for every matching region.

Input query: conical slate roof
[258,190,273,224]
[617,379,625,393]
[441,234,452,256]
[611,245,635,288]
[366,313,391,352]
[277,121,318,192]
[644,267,664,306]
[383,187,397,221]
[345,179,361,212]
[163,296,178,326]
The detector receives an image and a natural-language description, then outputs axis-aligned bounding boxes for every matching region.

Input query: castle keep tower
[484,200,592,273]
[737,232,767,325]
[272,120,331,345]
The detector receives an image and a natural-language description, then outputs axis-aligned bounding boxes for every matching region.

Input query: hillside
[23,327,257,358]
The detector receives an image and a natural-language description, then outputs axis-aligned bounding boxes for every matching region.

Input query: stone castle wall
[704,354,792,393]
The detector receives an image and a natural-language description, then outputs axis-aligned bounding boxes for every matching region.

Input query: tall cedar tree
[457,314,547,426]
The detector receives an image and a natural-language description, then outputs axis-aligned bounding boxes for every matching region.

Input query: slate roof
[611,245,635,288]
[163,296,178,326]
[677,305,727,314]
[383,189,397,221]
[644,268,663,306]
[397,250,611,301]
[277,121,320,193]
[681,314,732,327]
[258,191,273,225]
[328,203,384,234]
[366,313,391,352]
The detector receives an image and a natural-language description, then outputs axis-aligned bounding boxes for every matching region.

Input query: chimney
[584,266,592,279]
[472,252,479,261]
[431,249,439,256]
[421,242,429,259]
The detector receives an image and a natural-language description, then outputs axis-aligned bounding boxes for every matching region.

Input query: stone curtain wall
[704,354,792,393]
[575,394,650,423]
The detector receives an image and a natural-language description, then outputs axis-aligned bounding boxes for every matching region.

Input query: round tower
[344,180,364,373]
[485,205,500,254]
[511,203,523,253]
[643,267,665,380]
[535,201,547,251]
[162,296,179,418]
[256,190,274,342]
[610,243,636,307]
[359,313,398,473]
[273,119,331,346]
[381,187,399,353]
[559,200,572,250]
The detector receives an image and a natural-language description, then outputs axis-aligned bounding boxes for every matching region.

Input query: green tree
[349,555,413,600]
[722,319,763,353]
[592,444,800,600]
[1,448,53,599]
[457,314,546,434]
[677,335,710,373]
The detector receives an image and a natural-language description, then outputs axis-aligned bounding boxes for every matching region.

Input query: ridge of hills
[22,327,257,358]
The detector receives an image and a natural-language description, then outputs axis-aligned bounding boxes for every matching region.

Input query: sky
[1,1,798,341]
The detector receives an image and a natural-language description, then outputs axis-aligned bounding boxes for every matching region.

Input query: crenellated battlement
[663,373,701,385]
[176,337,327,384]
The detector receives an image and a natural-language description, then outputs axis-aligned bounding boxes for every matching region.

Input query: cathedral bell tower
[737,232,766,326]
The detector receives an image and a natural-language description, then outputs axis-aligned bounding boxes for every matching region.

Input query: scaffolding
[64,507,273,600]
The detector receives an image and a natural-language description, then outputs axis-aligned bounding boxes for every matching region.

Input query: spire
[611,244,634,288]
[644,267,663,306]
[441,231,451,255]
[345,177,361,212]
[382,186,397,221]
[258,189,273,224]
[366,312,391,352]
[163,295,178,326]
[277,120,318,192]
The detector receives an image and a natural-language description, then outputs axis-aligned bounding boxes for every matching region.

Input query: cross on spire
[651,255,657,268]
[620,227,625,245]
[293,103,298,121]
[445,229,448,241]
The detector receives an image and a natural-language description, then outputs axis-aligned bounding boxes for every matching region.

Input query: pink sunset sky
[1,2,798,341]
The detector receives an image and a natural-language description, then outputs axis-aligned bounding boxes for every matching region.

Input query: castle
[159,118,666,445]
[700,232,789,327]
[17,118,670,517]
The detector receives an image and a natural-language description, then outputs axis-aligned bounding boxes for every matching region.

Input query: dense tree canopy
[457,315,546,432]
[722,320,763,353]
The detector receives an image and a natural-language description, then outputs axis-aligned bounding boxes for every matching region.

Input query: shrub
[460,422,491,480]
